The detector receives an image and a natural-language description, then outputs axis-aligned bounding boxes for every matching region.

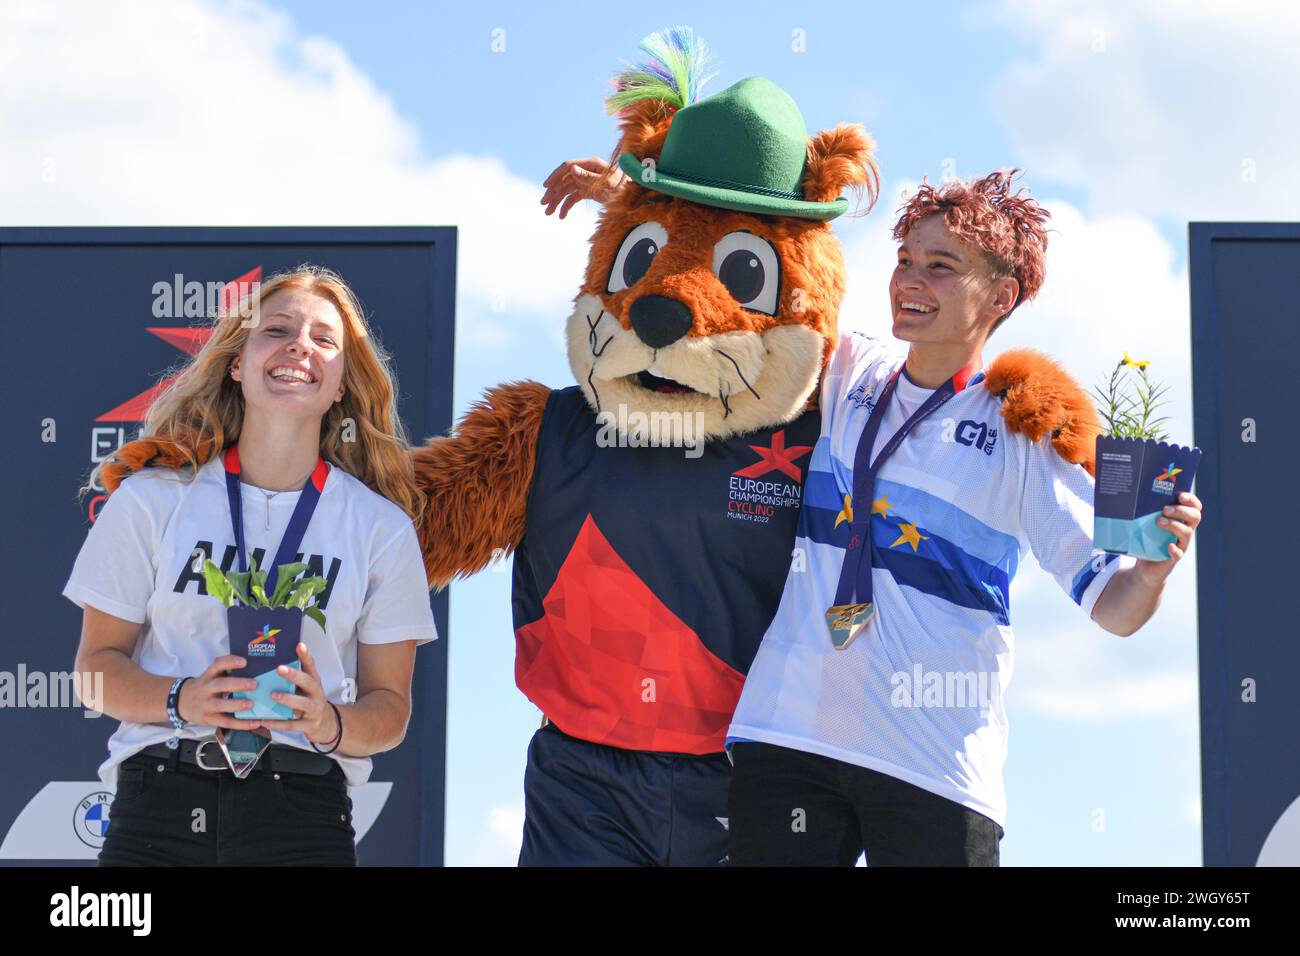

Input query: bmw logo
[74,791,113,848]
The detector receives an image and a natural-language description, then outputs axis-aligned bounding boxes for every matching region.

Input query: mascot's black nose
[629,295,693,348]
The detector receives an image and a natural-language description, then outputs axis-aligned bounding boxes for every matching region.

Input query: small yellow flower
[1122,351,1151,370]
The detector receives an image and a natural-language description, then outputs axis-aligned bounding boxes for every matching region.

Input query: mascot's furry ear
[609,99,676,169]
[803,123,881,213]
[605,27,718,170]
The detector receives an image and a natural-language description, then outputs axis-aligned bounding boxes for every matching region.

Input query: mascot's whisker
[586,310,613,357]
[587,363,603,413]
[585,309,611,412]
[713,348,762,401]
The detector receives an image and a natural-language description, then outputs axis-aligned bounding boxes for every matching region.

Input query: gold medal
[825,602,875,650]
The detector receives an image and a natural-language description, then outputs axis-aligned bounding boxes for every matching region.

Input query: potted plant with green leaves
[201,557,328,720]
[1092,353,1202,560]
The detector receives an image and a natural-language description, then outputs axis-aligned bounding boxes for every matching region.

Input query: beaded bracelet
[166,676,193,750]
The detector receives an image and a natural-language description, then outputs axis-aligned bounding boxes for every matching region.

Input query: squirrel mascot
[99,28,1101,867]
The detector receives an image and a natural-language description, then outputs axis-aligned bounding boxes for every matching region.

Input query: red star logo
[733,429,814,482]
[96,266,262,421]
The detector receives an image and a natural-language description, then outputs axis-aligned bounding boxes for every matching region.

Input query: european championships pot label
[1093,435,1202,561]
[226,605,304,720]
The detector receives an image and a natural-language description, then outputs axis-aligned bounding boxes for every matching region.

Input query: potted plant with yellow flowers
[1092,353,1202,560]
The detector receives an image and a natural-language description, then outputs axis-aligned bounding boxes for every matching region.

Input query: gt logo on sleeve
[940,418,998,455]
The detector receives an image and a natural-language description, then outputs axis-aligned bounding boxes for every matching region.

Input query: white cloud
[0,0,593,319]
[467,803,525,867]
[1016,667,1198,722]
[989,0,1300,222]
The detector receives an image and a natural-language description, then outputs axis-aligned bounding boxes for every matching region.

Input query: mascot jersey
[729,332,1137,827]
[513,385,821,756]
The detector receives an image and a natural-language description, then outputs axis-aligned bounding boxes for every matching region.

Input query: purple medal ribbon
[222,445,329,599]
[826,361,979,648]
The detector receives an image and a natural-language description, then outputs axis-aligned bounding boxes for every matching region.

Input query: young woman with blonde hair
[65,265,438,866]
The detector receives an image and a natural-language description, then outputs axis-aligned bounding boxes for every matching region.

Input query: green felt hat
[617,76,848,221]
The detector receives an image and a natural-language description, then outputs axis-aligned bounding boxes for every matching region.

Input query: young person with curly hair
[723,170,1203,866]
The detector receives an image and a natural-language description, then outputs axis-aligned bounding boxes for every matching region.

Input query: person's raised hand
[540,157,627,218]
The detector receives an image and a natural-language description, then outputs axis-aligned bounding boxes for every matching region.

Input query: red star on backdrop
[96,266,262,422]
[733,429,814,482]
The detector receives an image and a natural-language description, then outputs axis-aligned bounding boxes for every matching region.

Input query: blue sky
[12,0,1297,865]
[273,4,1074,196]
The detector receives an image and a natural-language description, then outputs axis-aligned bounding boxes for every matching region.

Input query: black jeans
[728,741,1003,866]
[99,749,357,866]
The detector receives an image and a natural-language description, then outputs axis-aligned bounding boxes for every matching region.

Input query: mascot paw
[101,431,217,492]
[984,349,1102,475]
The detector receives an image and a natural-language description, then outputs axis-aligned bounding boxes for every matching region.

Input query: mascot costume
[413,29,877,866]
[98,28,1103,868]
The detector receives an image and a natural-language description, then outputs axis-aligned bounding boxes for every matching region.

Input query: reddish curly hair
[892,169,1050,330]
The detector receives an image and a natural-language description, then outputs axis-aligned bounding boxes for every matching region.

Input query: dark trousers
[518,723,732,866]
[99,750,357,866]
[728,741,1004,867]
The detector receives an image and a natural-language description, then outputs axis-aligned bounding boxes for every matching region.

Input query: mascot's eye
[608,221,668,294]
[711,232,780,315]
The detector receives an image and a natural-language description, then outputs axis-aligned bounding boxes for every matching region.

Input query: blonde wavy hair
[86,264,423,519]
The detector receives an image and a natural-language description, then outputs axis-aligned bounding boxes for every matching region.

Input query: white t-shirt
[63,455,438,788]
[729,332,1134,828]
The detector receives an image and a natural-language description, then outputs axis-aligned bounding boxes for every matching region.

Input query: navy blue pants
[518,723,732,866]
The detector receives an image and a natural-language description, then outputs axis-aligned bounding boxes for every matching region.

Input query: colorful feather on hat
[605,26,718,115]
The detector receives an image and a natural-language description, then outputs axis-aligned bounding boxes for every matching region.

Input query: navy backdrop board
[1190,223,1300,867]
[0,228,454,866]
